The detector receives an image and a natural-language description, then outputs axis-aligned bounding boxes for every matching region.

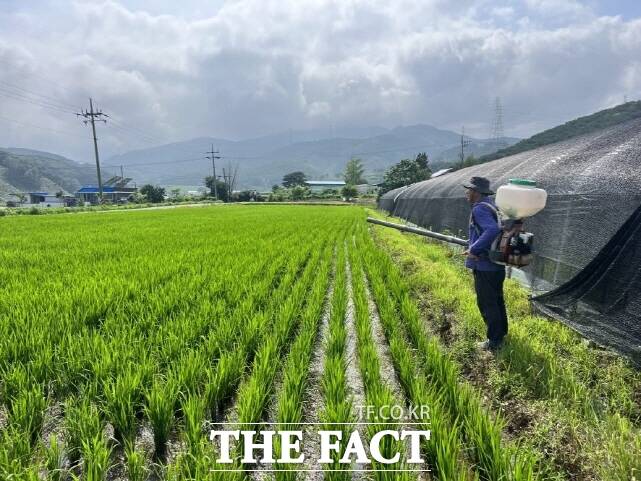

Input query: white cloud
[0,0,640,161]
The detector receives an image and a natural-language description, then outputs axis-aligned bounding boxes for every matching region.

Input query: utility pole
[77,98,107,200]
[460,126,472,168]
[120,165,124,179]
[205,145,221,199]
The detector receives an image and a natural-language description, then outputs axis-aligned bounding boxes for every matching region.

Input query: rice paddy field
[0,204,640,481]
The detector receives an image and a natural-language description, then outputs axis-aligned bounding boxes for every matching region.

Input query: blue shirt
[466,196,505,272]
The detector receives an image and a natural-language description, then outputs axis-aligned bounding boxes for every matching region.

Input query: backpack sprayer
[487,179,547,267]
[368,178,547,268]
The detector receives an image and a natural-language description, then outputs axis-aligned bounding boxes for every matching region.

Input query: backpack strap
[470,201,501,235]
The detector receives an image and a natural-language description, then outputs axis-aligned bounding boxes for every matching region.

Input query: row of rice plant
[319,237,353,481]
[271,237,336,481]
[357,221,538,481]
[346,240,413,481]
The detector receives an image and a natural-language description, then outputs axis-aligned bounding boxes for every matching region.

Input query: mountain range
[1,124,516,198]
[104,125,516,190]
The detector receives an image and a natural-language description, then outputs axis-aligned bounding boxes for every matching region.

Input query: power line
[106,115,167,145]
[0,79,80,111]
[102,156,205,168]
[0,87,76,115]
[0,78,165,147]
[0,114,85,139]
[105,119,162,146]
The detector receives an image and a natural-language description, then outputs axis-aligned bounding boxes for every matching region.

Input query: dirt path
[361,273,431,480]
[362,273,404,400]
[343,259,370,481]
[298,259,337,481]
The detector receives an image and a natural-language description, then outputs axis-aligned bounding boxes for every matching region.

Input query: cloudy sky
[0,0,640,162]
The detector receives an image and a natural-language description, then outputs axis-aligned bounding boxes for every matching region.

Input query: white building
[305,180,346,193]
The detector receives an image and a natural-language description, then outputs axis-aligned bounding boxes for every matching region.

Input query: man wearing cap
[462,177,508,351]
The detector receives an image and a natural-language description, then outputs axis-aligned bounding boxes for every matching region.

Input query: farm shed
[75,186,137,204]
[305,180,346,192]
[378,117,641,363]
[26,192,75,207]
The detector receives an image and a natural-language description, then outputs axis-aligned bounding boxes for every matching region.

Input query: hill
[0,148,95,201]
[477,101,641,164]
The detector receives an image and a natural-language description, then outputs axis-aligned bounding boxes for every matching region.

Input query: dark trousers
[473,269,508,344]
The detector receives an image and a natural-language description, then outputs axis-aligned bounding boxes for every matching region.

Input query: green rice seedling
[144,376,178,457]
[204,349,245,420]
[103,367,143,444]
[64,397,103,465]
[0,362,30,404]
[125,440,148,481]
[7,383,47,446]
[81,433,112,481]
[236,337,279,424]
[0,426,33,474]
[235,244,327,425]
[181,395,206,452]
[173,350,208,397]
[43,436,66,481]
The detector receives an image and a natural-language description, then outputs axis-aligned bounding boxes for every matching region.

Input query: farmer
[462,176,508,351]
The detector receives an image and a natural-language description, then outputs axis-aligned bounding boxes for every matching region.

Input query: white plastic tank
[495,179,547,219]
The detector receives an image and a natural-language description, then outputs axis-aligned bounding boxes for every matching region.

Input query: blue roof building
[75,183,137,204]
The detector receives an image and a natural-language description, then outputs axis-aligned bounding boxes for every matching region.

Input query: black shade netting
[532,202,641,364]
[378,118,641,360]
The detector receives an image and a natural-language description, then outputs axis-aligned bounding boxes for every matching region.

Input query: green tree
[290,185,309,200]
[379,152,431,195]
[139,184,166,203]
[205,176,229,202]
[282,171,307,188]
[344,158,366,185]
[341,184,358,200]
[463,154,476,168]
